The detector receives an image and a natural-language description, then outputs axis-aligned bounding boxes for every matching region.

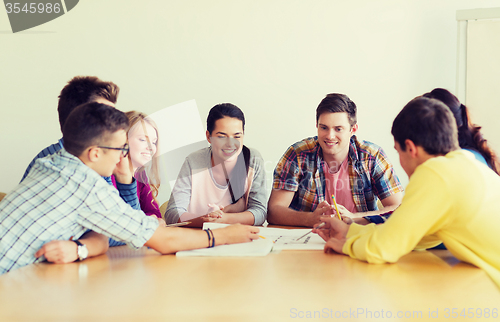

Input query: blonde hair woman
[112,111,161,218]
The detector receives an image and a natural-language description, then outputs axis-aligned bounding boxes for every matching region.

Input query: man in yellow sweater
[314,96,500,288]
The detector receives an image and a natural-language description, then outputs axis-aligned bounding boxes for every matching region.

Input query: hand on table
[34,240,78,263]
[216,224,260,244]
[312,216,349,254]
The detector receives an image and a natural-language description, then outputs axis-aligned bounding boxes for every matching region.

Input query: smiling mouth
[141,153,152,159]
[324,141,338,147]
[222,149,237,156]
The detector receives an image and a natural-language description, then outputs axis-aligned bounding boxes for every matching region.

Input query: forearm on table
[267,204,314,227]
[145,227,228,254]
[222,211,255,225]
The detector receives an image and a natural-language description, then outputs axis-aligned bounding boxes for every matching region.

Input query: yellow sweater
[343,150,500,287]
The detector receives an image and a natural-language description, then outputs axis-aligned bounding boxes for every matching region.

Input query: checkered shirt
[273,136,403,213]
[0,149,158,274]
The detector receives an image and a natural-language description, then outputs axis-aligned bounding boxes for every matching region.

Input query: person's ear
[350,124,358,135]
[87,146,100,162]
[404,139,419,158]
[206,130,211,144]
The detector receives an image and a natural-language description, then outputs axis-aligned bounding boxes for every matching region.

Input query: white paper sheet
[202,223,326,251]
[176,238,273,257]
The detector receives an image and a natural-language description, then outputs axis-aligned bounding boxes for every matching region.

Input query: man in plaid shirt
[268,93,404,227]
[0,103,259,274]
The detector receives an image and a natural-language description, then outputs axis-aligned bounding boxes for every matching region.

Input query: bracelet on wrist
[208,229,215,247]
[204,229,213,248]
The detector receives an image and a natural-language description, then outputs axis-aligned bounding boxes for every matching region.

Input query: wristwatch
[73,240,89,261]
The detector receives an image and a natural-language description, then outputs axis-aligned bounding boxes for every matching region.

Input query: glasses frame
[98,143,129,157]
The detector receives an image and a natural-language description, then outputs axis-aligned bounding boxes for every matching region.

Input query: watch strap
[73,240,83,247]
[72,240,87,261]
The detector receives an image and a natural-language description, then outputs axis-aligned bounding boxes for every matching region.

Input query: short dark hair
[316,93,357,127]
[63,102,129,157]
[57,76,119,132]
[391,96,459,155]
[207,103,245,134]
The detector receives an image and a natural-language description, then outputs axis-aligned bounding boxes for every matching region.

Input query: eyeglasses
[98,143,129,157]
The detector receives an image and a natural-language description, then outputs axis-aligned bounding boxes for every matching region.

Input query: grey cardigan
[164,146,267,225]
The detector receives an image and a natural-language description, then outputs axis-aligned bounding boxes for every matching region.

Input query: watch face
[78,244,89,260]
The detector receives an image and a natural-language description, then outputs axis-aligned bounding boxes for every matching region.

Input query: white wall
[1,0,499,203]
[466,19,500,155]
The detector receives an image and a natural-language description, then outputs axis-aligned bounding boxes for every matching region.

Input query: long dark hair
[423,88,499,174]
[207,103,250,203]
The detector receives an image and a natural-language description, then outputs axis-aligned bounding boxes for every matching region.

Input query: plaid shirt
[21,138,140,247]
[21,138,140,211]
[273,136,403,213]
[0,149,158,275]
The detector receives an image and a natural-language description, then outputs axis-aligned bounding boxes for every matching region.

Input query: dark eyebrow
[318,123,343,128]
[215,131,243,136]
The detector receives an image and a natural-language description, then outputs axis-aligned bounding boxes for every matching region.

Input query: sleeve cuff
[115,177,140,210]
[247,208,265,226]
[345,223,370,238]
[126,215,159,249]
[363,213,391,224]
[343,223,377,258]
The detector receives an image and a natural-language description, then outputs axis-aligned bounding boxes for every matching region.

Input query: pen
[332,195,342,221]
[295,222,326,241]
[259,235,266,239]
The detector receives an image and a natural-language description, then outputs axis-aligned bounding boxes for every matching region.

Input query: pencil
[295,222,326,241]
[331,195,342,220]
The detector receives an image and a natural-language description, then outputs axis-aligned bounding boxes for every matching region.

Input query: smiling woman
[165,103,267,227]
[110,111,162,218]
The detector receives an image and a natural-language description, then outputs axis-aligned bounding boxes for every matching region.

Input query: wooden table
[0,246,498,321]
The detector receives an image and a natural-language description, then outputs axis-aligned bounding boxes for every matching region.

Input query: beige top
[187,163,254,216]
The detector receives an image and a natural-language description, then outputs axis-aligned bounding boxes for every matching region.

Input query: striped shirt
[0,149,158,274]
[273,136,403,213]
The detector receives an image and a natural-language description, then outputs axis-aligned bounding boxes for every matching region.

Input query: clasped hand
[200,203,225,222]
[312,216,350,254]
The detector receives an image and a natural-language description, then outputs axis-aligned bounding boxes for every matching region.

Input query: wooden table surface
[0,244,499,321]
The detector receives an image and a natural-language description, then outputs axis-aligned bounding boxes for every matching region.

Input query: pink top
[111,176,161,218]
[322,158,357,215]
[180,163,253,222]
